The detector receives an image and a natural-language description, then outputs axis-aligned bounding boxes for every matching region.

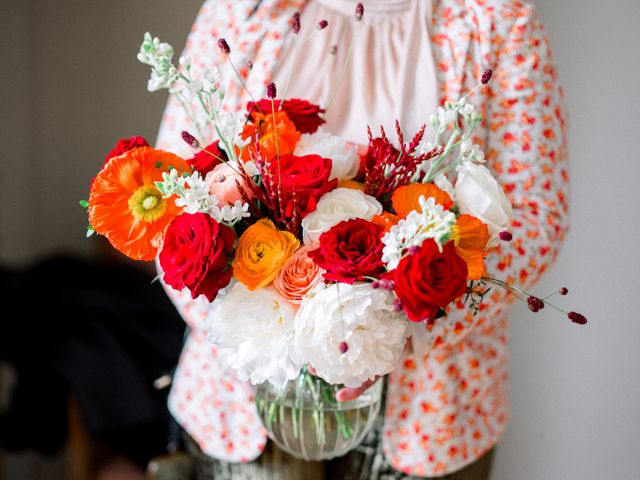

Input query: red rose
[105,135,150,164]
[248,98,326,134]
[264,154,337,218]
[159,213,236,302]
[309,218,385,284]
[187,140,228,175]
[391,240,468,322]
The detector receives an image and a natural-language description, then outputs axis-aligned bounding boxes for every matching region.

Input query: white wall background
[492,1,640,479]
[1,1,639,479]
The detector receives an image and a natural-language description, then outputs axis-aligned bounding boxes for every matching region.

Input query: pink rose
[274,245,324,305]
[205,162,253,205]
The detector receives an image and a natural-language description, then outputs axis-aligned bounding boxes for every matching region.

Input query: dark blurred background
[1,1,639,479]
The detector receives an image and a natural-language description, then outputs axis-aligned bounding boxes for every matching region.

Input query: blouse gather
[270,0,437,145]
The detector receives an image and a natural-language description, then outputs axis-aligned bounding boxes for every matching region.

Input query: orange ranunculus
[452,214,490,280]
[274,245,324,305]
[337,179,366,191]
[391,183,453,218]
[89,147,189,261]
[371,212,400,232]
[241,110,300,161]
[233,219,300,290]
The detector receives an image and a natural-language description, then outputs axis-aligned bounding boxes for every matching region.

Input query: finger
[336,378,375,403]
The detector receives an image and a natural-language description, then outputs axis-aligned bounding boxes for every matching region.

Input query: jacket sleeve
[416,6,570,351]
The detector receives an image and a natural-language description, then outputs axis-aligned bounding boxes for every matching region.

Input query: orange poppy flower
[89,147,190,261]
[371,212,400,232]
[241,110,300,161]
[451,214,490,280]
[391,183,453,219]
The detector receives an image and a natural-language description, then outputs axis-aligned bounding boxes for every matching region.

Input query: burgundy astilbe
[363,121,440,199]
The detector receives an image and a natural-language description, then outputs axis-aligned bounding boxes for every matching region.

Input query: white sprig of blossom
[381,195,457,269]
[294,282,409,388]
[215,112,249,149]
[156,169,249,225]
[137,33,179,92]
[414,96,486,183]
[138,33,233,151]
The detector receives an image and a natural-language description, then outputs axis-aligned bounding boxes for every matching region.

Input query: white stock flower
[216,112,247,148]
[207,283,302,387]
[211,200,250,225]
[434,174,455,200]
[460,140,486,163]
[454,162,513,235]
[294,283,409,387]
[293,131,360,181]
[137,33,178,92]
[174,172,218,214]
[301,188,382,245]
[381,196,456,269]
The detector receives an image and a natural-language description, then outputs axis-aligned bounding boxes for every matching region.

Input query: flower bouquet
[82,4,587,462]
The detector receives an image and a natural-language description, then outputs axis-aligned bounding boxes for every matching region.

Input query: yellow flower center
[128,185,167,223]
[450,224,461,246]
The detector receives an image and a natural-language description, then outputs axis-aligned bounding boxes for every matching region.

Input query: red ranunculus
[391,240,468,322]
[159,213,236,302]
[265,154,337,218]
[187,140,228,175]
[248,98,326,134]
[105,135,150,164]
[309,218,385,284]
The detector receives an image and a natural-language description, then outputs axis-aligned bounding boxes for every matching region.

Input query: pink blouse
[156,0,569,476]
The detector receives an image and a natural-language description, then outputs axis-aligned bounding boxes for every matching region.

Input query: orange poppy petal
[392,183,453,218]
[337,180,366,191]
[371,212,400,233]
[89,147,189,261]
[454,214,490,280]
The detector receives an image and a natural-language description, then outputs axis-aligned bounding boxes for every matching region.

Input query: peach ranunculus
[233,219,300,290]
[204,161,253,205]
[274,246,325,305]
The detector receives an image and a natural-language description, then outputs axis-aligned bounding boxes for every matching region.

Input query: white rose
[454,162,513,235]
[301,188,382,245]
[206,282,302,387]
[294,130,360,181]
[294,282,409,387]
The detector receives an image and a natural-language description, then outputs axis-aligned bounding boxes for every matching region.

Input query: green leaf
[86,226,95,238]
[155,161,163,168]
[79,199,89,208]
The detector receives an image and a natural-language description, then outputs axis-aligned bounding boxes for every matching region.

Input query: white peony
[454,162,513,235]
[206,282,302,387]
[301,188,382,245]
[294,130,360,181]
[294,283,409,387]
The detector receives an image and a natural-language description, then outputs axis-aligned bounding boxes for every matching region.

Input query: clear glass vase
[254,367,383,461]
